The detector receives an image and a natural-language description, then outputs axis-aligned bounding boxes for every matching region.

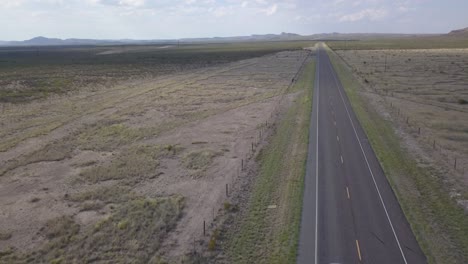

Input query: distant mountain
[448,27,468,36]
[0,33,311,47]
[0,36,135,46]
[0,31,451,47]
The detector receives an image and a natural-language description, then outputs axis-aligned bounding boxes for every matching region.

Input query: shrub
[0,232,12,241]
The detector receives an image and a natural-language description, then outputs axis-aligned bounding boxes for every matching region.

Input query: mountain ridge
[0,29,464,47]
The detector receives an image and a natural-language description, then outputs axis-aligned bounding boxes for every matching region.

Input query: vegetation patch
[78,145,171,184]
[224,59,315,263]
[0,196,184,264]
[67,185,135,205]
[77,122,142,152]
[0,140,74,177]
[182,149,219,171]
[327,46,468,264]
[0,232,12,241]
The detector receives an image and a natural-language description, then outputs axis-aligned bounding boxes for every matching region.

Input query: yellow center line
[346,187,350,199]
[356,240,362,262]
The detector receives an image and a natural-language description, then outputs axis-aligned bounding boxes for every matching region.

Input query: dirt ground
[336,48,468,206]
[0,49,310,261]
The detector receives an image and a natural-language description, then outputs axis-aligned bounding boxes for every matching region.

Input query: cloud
[118,0,145,7]
[212,6,228,17]
[339,8,388,22]
[263,4,277,16]
[0,0,25,8]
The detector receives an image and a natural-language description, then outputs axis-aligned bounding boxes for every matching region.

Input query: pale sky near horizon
[1,0,467,41]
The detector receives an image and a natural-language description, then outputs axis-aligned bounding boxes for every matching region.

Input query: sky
[1,0,468,40]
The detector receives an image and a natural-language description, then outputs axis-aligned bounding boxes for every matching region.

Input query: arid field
[0,43,313,263]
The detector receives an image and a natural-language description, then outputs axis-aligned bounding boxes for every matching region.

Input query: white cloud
[212,6,228,17]
[263,4,277,16]
[0,0,25,8]
[339,8,388,22]
[118,0,145,7]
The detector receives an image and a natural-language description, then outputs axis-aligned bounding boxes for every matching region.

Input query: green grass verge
[225,59,315,263]
[326,45,468,264]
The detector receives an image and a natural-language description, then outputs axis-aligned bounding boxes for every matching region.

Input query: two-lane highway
[297,44,427,264]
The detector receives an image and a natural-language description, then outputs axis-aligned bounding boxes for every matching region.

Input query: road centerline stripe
[356,240,362,261]
[346,187,350,199]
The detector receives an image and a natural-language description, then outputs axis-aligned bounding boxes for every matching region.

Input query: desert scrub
[225,59,315,264]
[0,196,184,264]
[0,232,12,241]
[182,149,219,171]
[67,185,135,205]
[79,145,170,184]
[77,122,142,151]
[0,140,73,177]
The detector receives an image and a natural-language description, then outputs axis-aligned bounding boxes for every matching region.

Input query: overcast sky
[1,0,467,40]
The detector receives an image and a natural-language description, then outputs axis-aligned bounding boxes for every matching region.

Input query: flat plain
[0,42,313,263]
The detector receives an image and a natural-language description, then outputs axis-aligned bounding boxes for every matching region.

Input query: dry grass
[224,59,315,264]
[77,122,143,151]
[182,149,218,171]
[0,232,12,241]
[0,47,312,262]
[0,196,184,264]
[0,140,73,177]
[78,145,173,184]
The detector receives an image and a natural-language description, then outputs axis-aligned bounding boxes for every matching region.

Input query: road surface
[297,44,427,264]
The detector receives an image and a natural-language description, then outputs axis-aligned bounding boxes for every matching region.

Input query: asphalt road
[297,44,427,264]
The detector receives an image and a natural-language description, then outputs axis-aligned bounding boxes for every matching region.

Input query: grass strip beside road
[326,46,468,264]
[226,59,315,264]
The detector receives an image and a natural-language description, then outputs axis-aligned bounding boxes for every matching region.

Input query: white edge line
[314,47,320,264]
[326,52,408,264]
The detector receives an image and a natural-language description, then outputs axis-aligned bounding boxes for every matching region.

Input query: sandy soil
[0,50,310,259]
